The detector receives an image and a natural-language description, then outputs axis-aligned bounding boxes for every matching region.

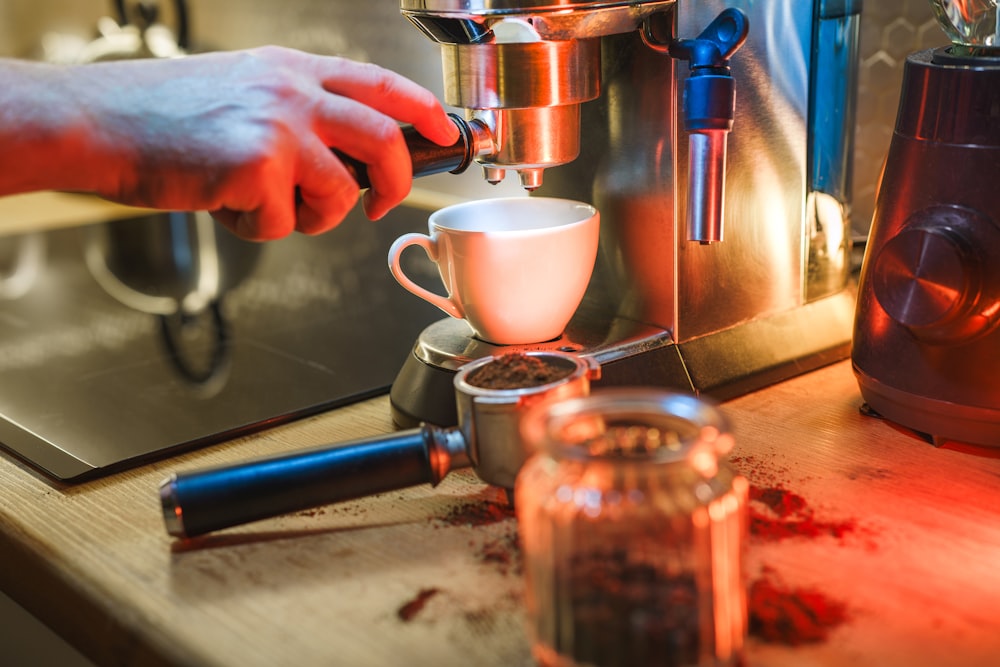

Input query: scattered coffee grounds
[295,508,326,518]
[475,530,522,576]
[729,455,795,496]
[438,499,515,527]
[397,587,440,622]
[530,550,701,667]
[718,456,855,647]
[748,574,848,645]
[749,484,856,541]
[752,486,807,517]
[466,353,573,390]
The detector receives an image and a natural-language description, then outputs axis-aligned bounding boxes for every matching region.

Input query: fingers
[313,61,460,220]
[213,138,364,240]
[209,156,300,242]
[295,139,363,235]
[210,51,457,238]
[318,59,459,147]
[304,77,458,222]
[212,204,293,242]
[211,208,268,242]
[309,95,414,221]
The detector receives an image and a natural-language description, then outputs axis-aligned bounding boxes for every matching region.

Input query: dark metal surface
[0,203,443,482]
[852,49,1000,447]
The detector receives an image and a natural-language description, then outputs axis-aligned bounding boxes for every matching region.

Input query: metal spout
[643,8,749,244]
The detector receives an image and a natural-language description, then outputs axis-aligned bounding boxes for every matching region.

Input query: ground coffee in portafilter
[465,353,574,390]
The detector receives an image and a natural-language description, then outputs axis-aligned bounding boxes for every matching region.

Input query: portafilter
[159,351,599,538]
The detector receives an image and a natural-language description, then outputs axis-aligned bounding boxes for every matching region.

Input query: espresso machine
[391,0,862,427]
[853,1,1000,448]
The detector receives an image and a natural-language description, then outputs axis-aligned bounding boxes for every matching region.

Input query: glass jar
[515,389,747,667]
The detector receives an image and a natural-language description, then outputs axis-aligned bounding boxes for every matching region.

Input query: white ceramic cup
[388,197,600,345]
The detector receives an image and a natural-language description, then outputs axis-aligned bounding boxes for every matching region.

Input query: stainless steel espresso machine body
[391,0,862,427]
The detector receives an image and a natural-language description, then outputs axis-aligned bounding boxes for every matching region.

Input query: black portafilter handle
[159,425,468,538]
[334,113,480,190]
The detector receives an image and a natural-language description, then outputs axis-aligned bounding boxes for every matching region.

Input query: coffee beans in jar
[516,389,748,667]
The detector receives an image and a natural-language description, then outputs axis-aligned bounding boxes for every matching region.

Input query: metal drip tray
[0,203,442,481]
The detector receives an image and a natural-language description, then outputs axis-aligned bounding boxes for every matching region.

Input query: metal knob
[871,205,1000,344]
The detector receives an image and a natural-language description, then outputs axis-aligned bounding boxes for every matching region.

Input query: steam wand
[643,8,749,244]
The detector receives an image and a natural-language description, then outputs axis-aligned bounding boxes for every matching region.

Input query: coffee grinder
[853,1,1000,448]
[391,0,862,427]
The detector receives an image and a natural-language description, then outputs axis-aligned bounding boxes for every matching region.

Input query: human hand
[1,47,459,240]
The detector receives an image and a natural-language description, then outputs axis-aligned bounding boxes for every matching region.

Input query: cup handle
[388,233,464,319]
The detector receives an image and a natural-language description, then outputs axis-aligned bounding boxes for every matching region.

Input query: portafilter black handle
[159,425,468,538]
[333,113,488,190]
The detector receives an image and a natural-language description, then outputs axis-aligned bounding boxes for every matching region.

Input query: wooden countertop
[0,188,469,237]
[1,359,999,667]
[0,192,155,236]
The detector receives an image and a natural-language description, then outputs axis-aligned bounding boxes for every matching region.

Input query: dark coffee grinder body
[853,48,1000,447]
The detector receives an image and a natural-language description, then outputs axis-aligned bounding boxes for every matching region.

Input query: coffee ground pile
[749,573,849,645]
[749,484,857,542]
[437,499,515,527]
[476,530,521,577]
[729,455,859,645]
[466,353,573,390]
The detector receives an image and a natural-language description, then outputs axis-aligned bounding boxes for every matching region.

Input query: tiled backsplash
[855,2,949,236]
[1,0,950,231]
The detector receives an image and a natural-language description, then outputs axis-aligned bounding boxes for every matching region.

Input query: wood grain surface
[1,359,998,666]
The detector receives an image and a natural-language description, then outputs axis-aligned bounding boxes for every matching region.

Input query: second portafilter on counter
[159,351,599,538]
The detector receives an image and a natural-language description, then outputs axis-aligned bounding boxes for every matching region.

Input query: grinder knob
[870,205,1000,344]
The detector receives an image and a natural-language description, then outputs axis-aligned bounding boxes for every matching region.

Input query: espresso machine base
[390,289,855,428]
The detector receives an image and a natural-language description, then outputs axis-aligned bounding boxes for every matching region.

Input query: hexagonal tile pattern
[855,1,949,236]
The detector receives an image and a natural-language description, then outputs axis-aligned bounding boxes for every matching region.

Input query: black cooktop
[0,203,442,482]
